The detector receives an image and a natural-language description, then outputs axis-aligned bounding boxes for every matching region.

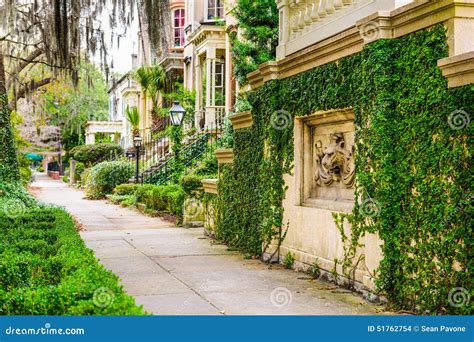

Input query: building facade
[222,0,474,294]
[183,0,238,129]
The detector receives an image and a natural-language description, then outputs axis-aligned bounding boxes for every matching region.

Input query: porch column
[85,133,95,145]
[194,57,202,128]
[205,46,217,128]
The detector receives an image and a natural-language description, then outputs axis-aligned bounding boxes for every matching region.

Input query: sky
[95,6,139,74]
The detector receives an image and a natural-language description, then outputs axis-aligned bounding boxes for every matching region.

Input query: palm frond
[125,105,140,135]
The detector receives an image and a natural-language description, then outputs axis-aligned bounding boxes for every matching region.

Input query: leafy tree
[133,64,168,131]
[0,0,134,183]
[231,0,279,85]
[33,61,109,151]
[125,105,140,136]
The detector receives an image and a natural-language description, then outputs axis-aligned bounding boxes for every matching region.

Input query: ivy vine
[216,25,473,314]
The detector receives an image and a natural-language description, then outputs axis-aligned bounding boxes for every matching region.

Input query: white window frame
[173,8,185,48]
[205,0,224,21]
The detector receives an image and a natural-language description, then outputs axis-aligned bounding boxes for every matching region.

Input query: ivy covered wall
[216,25,473,314]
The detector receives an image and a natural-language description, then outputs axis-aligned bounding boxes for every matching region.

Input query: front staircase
[139,128,216,184]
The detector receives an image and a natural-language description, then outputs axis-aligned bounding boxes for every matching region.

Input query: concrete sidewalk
[32,173,384,315]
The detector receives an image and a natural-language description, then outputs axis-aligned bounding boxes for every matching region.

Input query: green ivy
[217,25,473,314]
[0,94,20,183]
[230,0,278,84]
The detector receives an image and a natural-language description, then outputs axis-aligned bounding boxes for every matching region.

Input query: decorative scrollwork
[314,133,355,188]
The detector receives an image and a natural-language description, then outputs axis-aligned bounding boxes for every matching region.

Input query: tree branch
[6,48,44,90]
[9,77,53,107]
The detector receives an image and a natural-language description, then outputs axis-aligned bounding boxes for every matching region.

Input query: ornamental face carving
[314,133,355,188]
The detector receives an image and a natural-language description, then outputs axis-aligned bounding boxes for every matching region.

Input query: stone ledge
[228,111,253,130]
[248,0,474,90]
[215,148,234,164]
[438,51,474,87]
[201,179,218,194]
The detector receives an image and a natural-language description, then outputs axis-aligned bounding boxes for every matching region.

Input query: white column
[194,57,201,128]
[85,133,95,145]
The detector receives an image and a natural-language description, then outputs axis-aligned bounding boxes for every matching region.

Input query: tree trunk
[0,50,20,183]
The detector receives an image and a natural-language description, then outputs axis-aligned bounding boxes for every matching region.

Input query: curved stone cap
[201,178,218,194]
[228,111,253,130]
[438,51,474,88]
[215,148,234,164]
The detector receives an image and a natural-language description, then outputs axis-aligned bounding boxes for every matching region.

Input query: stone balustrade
[276,0,401,59]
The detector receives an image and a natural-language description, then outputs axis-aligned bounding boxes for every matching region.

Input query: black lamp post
[133,135,142,183]
[169,101,186,126]
[168,101,186,183]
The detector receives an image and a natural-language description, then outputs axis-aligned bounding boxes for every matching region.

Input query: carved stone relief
[310,126,355,202]
[314,133,355,188]
[297,108,355,207]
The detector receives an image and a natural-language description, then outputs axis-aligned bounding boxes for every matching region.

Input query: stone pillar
[447,16,474,57]
[69,159,76,185]
[194,57,202,128]
[85,133,95,145]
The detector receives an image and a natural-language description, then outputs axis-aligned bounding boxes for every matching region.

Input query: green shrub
[193,153,218,176]
[84,161,133,199]
[18,154,32,187]
[180,174,206,196]
[132,184,185,218]
[114,183,140,196]
[0,182,37,215]
[0,207,144,315]
[108,194,136,207]
[69,144,123,166]
[135,184,157,207]
[283,252,295,269]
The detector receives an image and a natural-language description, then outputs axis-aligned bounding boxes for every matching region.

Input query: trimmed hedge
[69,144,123,166]
[180,174,207,196]
[0,207,144,315]
[84,160,134,199]
[113,183,185,219]
[113,183,140,196]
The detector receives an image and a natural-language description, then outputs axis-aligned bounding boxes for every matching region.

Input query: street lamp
[169,101,186,126]
[133,135,142,183]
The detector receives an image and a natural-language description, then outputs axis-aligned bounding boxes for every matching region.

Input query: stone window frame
[294,108,355,213]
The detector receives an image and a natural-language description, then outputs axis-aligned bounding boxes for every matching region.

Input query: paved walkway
[32,173,384,315]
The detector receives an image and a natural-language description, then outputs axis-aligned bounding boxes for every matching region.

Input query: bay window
[173,8,185,47]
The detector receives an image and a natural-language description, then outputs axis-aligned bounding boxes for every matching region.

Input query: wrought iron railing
[139,121,225,185]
